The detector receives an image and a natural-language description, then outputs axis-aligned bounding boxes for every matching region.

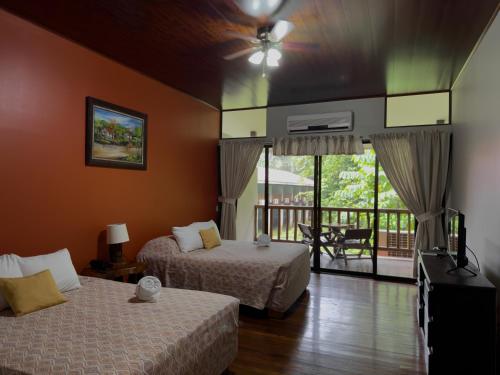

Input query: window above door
[222,108,267,138]
[385,92,450,128]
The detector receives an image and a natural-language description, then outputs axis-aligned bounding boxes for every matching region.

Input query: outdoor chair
[297,223,338,260]
[334,228,373,265]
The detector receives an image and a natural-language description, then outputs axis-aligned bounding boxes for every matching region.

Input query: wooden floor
[229,273,426,375]
[314,255,414,278]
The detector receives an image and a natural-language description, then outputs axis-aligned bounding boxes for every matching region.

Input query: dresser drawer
[423,279,434,314]
[417,299,425,328]
[425,345,440,375]
[424,301,435,347]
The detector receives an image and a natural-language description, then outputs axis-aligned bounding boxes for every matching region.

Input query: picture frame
[85,97,148,170]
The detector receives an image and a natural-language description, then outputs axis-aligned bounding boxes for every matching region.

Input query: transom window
[385,92,450,127]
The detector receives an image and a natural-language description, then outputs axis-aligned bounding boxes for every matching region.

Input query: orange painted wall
[0,9,220,271]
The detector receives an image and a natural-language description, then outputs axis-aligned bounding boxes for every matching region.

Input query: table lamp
[107,223,129,265]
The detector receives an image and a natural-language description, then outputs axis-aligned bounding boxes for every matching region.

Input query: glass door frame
[255,144,415,283]
[311,146,415,283]
[311,154,379,276]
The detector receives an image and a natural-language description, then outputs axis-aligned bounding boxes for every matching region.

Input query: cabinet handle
[429,346,434,355]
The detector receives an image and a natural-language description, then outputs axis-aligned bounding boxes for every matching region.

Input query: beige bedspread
[137,237,310,312]
[0,277,239,375]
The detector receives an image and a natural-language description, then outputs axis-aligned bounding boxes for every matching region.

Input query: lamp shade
[106,223,129,244]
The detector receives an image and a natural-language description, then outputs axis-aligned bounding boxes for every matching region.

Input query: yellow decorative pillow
[199,227,221,249]
[0,269,67,316]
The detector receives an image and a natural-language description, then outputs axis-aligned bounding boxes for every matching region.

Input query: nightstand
[81,261,146,283]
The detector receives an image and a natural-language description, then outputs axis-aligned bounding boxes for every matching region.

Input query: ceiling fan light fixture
[266,55,280,67]
[270,20,294,42]
[267,48,282,61]
[248,50,265,64]
[236,0,283,18]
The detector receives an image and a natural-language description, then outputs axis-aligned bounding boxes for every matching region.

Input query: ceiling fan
[223,21,293,66]
[218,0,318,76]
[223,20,319,77]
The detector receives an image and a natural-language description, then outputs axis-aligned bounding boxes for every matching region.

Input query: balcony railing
[254,205,416,258]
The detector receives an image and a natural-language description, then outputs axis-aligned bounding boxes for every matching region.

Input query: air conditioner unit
[287,111,353,134]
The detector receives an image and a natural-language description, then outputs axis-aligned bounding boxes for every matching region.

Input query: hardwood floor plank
[229,273,426,374]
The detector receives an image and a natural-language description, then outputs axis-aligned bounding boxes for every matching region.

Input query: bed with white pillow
[0,254,24,311]
[0,250,239,375]
[137,221,311,315]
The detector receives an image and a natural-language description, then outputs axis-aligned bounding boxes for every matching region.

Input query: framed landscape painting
[85,97,147,170]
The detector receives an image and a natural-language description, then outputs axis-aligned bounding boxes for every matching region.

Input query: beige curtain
[219,139,264,240]
[273,135,364,156]
[370,131,451,276]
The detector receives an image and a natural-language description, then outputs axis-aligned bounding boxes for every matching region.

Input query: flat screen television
[447,208,468,267]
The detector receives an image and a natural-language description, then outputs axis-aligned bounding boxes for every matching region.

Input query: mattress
[0,277,239,375]
[137,237,311,312]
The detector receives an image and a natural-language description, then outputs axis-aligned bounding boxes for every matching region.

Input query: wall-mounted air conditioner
[287,111,353,134]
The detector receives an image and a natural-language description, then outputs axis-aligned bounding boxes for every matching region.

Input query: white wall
[451,13,500,289]
[266,96,446,139]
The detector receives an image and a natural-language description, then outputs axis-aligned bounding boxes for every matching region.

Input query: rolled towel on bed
[254,233,271,247]
[135,276,162,302]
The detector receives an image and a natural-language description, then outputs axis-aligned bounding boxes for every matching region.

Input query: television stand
[446,264,477,276]
[418,249,496,374]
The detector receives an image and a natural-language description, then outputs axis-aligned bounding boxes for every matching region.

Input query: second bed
[137,237,310,315]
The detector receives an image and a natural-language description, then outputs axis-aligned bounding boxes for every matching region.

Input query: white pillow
[0,254,23,310]
[172,226,203,253]
[190,220,222,241]
[17,248,81,293]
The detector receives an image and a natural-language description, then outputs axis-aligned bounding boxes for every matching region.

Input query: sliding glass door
[317,145,376,275]
[241,145,415,281]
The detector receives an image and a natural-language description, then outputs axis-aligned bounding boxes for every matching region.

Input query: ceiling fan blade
[282,41,320,51]
[224,30,260,43]
[223,47,259,60]
[269,20,294,42]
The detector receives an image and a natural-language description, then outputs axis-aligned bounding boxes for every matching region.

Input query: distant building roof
[258,167,314,187]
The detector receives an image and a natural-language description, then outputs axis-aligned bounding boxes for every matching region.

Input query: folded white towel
[135,276,162,302]
[254,233,271,247]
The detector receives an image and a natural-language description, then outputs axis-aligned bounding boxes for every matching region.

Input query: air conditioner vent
[287,111,353,134]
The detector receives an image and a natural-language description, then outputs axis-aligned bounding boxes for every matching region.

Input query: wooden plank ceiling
[0,0,498,110]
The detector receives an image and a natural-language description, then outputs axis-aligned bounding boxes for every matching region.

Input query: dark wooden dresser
[418,250,496,374]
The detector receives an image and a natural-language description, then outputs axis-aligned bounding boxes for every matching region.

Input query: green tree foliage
[322,149,406,209]
[261,149,405,210]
